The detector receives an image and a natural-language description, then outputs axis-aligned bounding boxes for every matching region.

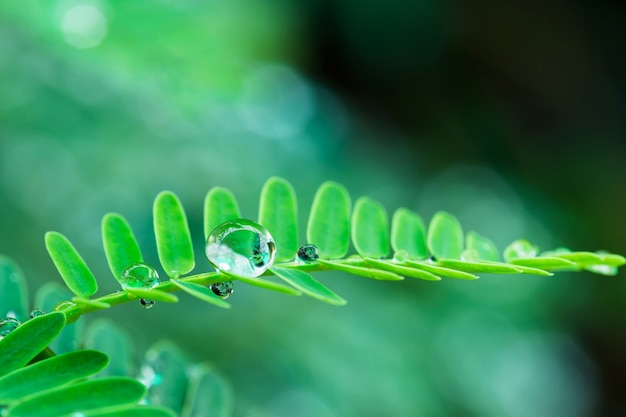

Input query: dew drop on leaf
[0,317,20,337]
[29,309,45,319]
[120,263,160,290]
[297,244,320,263]
[139,298,156,309]
[210,281,234,299]
[205,219,276,278]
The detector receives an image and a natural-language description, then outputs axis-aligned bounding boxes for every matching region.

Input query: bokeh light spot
[61,4,108,49]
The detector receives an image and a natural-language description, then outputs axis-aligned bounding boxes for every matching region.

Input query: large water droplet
[0,317,20,337]
[210,281,234,299]
[205,219,276,278]
[120,263,160,290]
[297,244,319,263]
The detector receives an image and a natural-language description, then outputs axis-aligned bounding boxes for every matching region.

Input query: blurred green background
[1,0,625,416]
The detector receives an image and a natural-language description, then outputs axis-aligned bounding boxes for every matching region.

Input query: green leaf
[548,251,603,266]
[6,377,146,417]
[0,312,66,377]
[390,208,428,260]
[427,212,463,260]
[170,279,231,309]
[437,259,523,274]
[45,232,98,298]
[125,288,179,303]
[183,364,233,417]
[351,197,389,258]
[307,181,351,259]
[596,252,626,267]
[204,187,241,240]
[85,406,177,417]
[34,284,82,353]
[84,319,133,377]
[153,191,195,278]
[271,266,347,305]
[102,213,144,281]
[509,256,576,269]
[365,258,441,281]
[0,255,29,322]
[71,297,111,310]
[0,350,109,403]
[510,264,555,276]
[231,274,302,296]
[466,231,500,262]
[404,260,479,280]
[143,341,188,414]
[503,239,539,261]
[258,177,299,262]
[317,260,404,281]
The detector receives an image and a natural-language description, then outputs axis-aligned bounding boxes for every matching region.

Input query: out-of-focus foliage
[1,1,625,416]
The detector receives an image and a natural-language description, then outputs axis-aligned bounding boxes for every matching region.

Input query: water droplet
[210,281,234,299]
[205,219,276,278]
[30,309,45,319]
[0,317,20,337]
[392,250,408,263]
[120,263,160,290]
[139,298,156,309]
[297,244,320,263]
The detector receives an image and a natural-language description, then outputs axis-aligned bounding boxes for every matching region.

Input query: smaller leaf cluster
[0,313,175,417]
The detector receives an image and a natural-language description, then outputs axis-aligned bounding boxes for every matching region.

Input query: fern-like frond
[23,177,625,321]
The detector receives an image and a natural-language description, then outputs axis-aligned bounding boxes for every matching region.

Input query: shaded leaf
[271,266,346,305]
[365,258,441,281]
[6,377,146,417]
[317,260,404,281]
[204,187,241,240]
[34,283,82,353]
[466,231,500,262]
[84,319,133,377]
[509,256,576,269]
[584,264,618,276]
[45,232,97,298]
[404,260,479,280]
[0,255,29,322]
[182,364,233,417]
[153,191,195,278]
[258,177,299,262]
[125,288,179,303]
[102,213,143,281]
[595,252,626,267]
[427,212,463,260]
[307,181,351,259]
[549,251,604,266]
[351,197,389,258]
[170,279,231,309]
[143,341,188,414]
[438,259,523,274]
[0,350,109,403]
[0,312,66,378]
[390,208,428,260]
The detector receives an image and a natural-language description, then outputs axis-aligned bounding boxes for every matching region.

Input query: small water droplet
[139,298,156,309]
[210,281,234,299]
[297,244,320,263]
[29,309,45,319]
[205,219,276,278]
[120,263,160,290]
[428,255,438,262]
[0,317,20,337]
[392,250,408,263]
